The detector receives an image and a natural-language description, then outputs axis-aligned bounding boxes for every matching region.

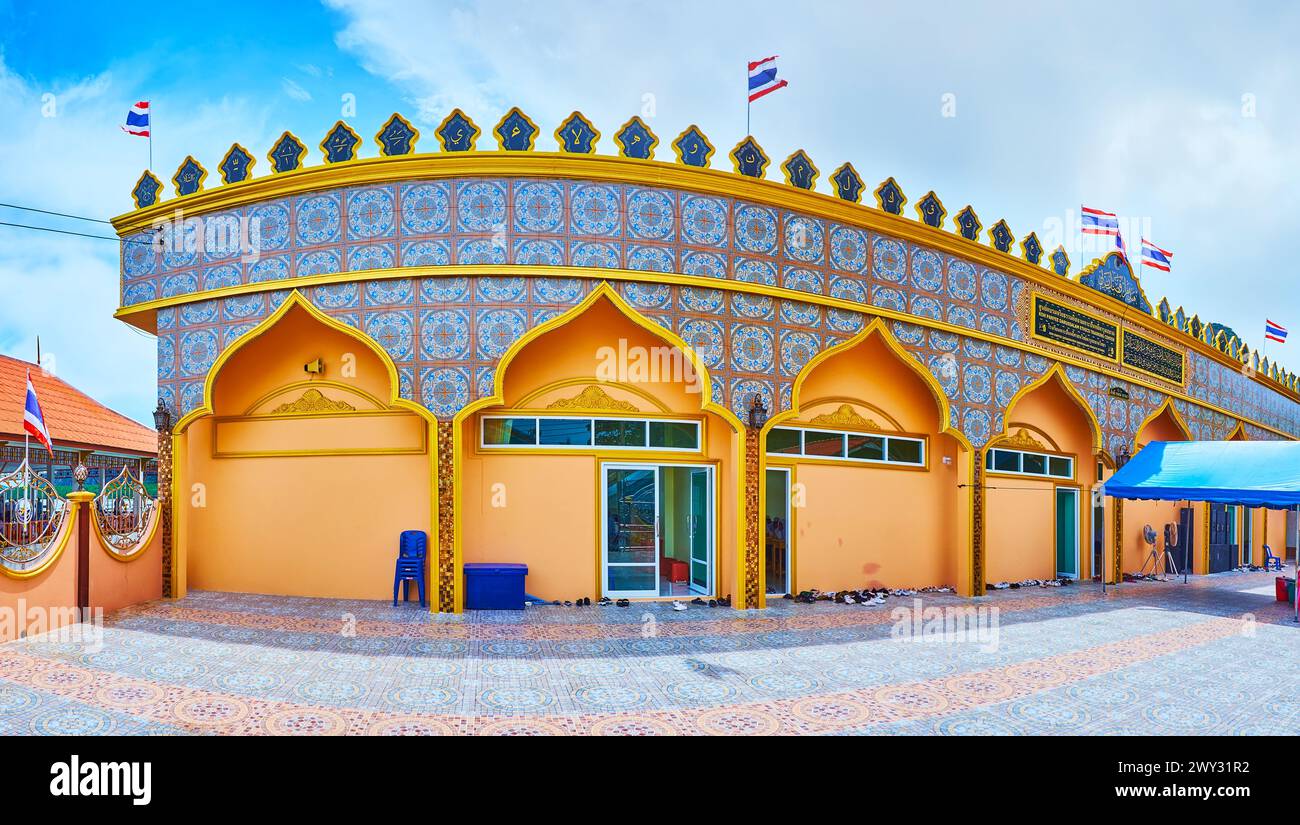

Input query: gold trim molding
[808,403,881,431]
[269,388,357,415]
[994,428,1048,451]
[544,384,640,413]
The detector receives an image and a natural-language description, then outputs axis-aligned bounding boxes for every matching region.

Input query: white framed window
[481,416,701,452]
[765,426,926,467]
[985,448,1074,479]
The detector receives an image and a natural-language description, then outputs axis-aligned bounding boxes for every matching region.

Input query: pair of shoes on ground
[562,597,592,606]
[597,596,629,607]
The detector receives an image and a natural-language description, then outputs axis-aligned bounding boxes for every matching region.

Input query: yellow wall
[1116,406,1192,574]
[986,374,1098,583]
[459,297,738,602]
[781,452,958,590]
[772,332,958,592]
[180,304,433,600]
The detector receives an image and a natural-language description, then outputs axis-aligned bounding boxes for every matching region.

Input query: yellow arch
[167,289,438,605]
[1132,397,1192,450]
[172,289,436,434]
[456,281,742,429]
[993,363,1104,453]
[770,316,969,450]
[448,281,747,613]
[1226,421,1249,441]
[757,316,968,604]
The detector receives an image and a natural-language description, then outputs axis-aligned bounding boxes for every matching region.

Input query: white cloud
[325,0,1300,370]
[281,77,314,102]
[0,54,272,424]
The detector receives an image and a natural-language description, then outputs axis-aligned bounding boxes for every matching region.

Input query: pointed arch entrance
[763,319,967,595]
[1121,399,1194,576]
[171,292,436,600]
[985,365,1102,583]
[452,285,743,610]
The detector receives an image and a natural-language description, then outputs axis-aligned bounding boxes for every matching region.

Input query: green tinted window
[766,428,802,454]
[1049,456,1072,478]
[649,421,698,450]
[803,430,844,457]
[1022,453,1047,475]
[595,419,647,447]
[483,418,537,445]
[539,418,592,446]
[846,434,885,461]
[887,438,923,465]
[992,450,1020,472]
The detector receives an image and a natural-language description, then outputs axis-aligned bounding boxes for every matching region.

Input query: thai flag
[748,56,788,103]
[121,101,150,137]
[1140,238,1173,272]
[23,370,53,457]
[1081,206,1119,236]
[1265,320,1288,344]
[1115,229,1130,263]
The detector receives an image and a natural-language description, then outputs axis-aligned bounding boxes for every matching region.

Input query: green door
[688,468,711,593]
[1055,488,1079,578]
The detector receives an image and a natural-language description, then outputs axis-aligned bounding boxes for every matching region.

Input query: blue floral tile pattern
[346,188,395,240]
[513,182,564,233]
[570,185,622,236]
[365,311,414,361]
[730,324,774,373]
[420,309,470,359]
[399,183,450,234]
[133,175,1300,441]
[421,367,470,417]
[366,279,414,306]
[476,308,526,359]
[456,181,507,233]
[828,226,867,273]
[627,189,675,241]
[179,329,219,377]
[734,204,777,254]
[681,196,728,247]
[297,195,342,245]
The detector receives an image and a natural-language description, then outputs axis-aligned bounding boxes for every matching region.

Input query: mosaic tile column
[158,430,174,599]
[1112,499,1124,583]
[435,421,456,612]
[743,428,761,609]
[971,449,986,596]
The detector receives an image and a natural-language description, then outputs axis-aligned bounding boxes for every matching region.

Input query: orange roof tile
[0,355,156,456]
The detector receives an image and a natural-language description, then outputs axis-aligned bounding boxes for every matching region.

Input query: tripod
[1138,523,1180,580]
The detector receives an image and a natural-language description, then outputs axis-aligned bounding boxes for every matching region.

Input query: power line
[0,202,113,225]
[0,221,151,246]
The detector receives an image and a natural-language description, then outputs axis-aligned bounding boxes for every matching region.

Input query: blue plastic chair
[393,530,428,607]
[1263,544,1284,572]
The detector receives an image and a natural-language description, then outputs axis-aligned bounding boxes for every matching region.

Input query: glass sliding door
[688,468,711,594]
[602,465,660,598]
[1055,487,1079,579]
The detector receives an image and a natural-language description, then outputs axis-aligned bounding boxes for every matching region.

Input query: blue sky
[1,0,1298,425]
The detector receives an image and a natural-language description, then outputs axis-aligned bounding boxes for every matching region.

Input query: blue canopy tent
[1104,440,1299,618]
[1105,441,1300,508]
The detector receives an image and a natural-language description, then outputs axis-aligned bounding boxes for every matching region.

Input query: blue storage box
[464,563,528,610]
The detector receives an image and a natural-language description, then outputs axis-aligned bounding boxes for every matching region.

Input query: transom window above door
[481,416,701,451]
[765,426,925,467]
[985,447,1073,479]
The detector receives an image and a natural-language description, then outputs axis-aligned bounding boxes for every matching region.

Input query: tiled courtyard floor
[2,571,1296,735]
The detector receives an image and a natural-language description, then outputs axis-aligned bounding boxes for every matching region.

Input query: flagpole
[149,100,154,172]
[746,64,751,136]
